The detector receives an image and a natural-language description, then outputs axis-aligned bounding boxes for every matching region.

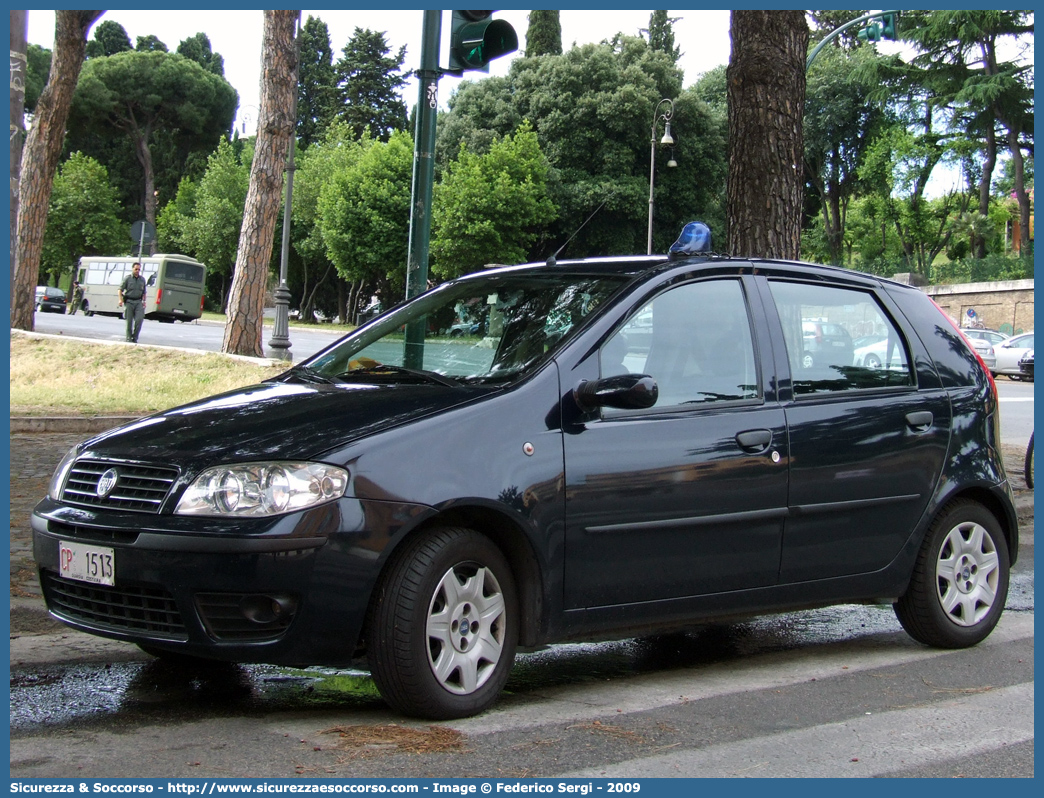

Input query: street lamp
[647,98,677,255]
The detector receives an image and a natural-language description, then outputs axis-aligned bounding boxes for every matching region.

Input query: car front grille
[61,460,179,514]
[41,570,188,640]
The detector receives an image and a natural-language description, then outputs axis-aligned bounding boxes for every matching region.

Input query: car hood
[78,380,489,468]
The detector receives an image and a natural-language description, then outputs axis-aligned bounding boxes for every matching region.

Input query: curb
[10,416,142,434]
[11,329,289,366]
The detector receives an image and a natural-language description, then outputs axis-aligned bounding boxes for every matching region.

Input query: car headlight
[175,462,349,517]
[48,445,80,500]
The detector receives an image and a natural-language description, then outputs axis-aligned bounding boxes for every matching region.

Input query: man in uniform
[118,262,147,343]
[68,281,84,315]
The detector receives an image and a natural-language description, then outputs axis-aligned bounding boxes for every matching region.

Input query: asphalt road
[32,308,345,361]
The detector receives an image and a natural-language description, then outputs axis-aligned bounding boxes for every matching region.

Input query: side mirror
[147,274,157,286]
[574,374,658,412]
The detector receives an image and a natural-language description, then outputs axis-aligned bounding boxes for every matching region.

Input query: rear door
[761,277,951,582]
[563,275,789,609]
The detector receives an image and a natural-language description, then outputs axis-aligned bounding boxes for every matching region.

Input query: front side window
[600,279,759,408]
[769,280,914,395]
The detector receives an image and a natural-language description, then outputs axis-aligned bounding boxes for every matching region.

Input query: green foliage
[297,16,338,148]
[690,65,726,118]
[431,122,557,279]
[932,253,1033,283]
[177,33,225,76]
[291,122,363,317]
[334,28,408,141]
[317,131,414,300]
[526,10,562,57]
[40,153,127,284]
[437,35,722,258]
[85,20,131,59]
[24,44,51,112]
[135,35,168,53]
[161,139,250,306]
[156,177,198,252]
[804,45,894,265]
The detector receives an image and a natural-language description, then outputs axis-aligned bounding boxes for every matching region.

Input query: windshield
[300,271,628,385]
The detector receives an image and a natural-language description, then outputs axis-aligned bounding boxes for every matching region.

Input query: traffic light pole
[404,10,441,368]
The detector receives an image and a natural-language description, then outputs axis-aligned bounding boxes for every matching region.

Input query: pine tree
[526,10,562,56]
[646,10,682,63]
[334,28,408,141]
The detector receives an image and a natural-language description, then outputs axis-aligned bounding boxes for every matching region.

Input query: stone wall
[921,279,1034,335]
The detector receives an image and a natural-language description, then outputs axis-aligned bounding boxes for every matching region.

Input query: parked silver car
[964,336,997,371]
[961,328,1010,347]
[993,332,1034,379]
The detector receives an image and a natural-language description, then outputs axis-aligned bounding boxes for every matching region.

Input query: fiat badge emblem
[97,468,119,498]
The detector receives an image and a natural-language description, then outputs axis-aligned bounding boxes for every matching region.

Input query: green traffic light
[448,10,518,72]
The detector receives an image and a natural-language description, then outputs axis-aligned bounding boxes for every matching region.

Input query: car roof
[478,253,899,291]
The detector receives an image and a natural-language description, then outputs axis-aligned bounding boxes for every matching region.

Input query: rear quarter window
[885,285,985,389]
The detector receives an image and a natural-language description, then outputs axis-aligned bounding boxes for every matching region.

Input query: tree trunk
[10,11,27,297]
[976,125,996,258]
[131,121,157,251]
[222,10,299,357]
[1006,128,1031,256]
[12,10,102,331]
[726,10,808,260]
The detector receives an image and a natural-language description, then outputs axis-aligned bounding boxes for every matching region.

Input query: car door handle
[736,429,773,453]
[905,411,934,432]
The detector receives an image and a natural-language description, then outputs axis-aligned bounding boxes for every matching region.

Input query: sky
[26,9,738,134]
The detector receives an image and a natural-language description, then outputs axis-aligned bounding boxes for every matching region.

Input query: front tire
[367,527,518,719]
[894,500,1009,648]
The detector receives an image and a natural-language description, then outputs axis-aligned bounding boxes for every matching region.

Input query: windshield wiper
[283,365,340,385]
[342,364,464,389]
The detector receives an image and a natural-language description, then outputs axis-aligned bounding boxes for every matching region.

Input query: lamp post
[647,98,677,255]
[268,12,300,361]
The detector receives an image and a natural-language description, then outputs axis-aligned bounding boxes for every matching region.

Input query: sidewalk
[9,426,1035,636]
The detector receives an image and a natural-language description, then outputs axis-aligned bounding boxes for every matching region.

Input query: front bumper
[31,495,430,667]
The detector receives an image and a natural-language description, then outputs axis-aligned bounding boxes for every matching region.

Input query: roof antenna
[546,196,611,267]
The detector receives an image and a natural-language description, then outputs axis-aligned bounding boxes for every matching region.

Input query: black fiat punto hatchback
[33,245,1017,719]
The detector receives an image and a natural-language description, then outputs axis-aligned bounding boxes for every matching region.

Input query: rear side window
[768,281,914,395]
[600,278,759,408]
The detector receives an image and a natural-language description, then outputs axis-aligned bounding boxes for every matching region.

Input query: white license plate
[59,540,115,586]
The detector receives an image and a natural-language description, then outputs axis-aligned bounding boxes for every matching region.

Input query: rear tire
[367,526,518,719]
[894,500,1009,648]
